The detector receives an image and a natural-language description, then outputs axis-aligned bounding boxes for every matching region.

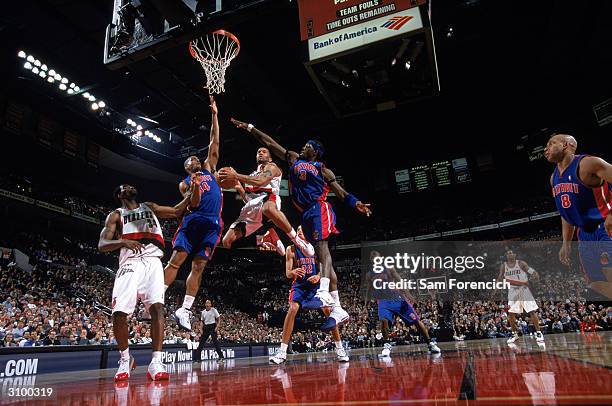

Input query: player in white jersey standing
[98,183,197,382]
[497,250,544,344]
[220,147,314,256]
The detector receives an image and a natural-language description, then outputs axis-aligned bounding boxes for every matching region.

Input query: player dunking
[98,183,195,381]
[366,251,440,357]
[269,227,349,364]
[544,134,612,299]
[218,147,314,257]
[164,95,223,331]
[229,118,371,331]
[497,250,544,343]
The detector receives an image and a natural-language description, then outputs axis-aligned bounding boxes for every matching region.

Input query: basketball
[217,167,239,189]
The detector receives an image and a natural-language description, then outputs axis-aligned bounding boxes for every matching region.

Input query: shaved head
[553,133,578,150]
[544,133,578,163]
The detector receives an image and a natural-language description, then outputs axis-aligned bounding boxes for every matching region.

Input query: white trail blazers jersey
[116,203,164,266]
[504,261,529,286]
[243,163,281,202]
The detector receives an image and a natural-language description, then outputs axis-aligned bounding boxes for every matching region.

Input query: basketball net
[189,30,240,94]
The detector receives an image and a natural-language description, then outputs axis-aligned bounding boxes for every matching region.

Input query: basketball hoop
[189,30,240,94]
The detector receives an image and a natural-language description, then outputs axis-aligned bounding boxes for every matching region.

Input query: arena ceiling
[2,0,611,177]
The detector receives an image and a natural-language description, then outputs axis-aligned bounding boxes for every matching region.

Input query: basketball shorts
[173,213,222,260]
[378,299,420,325]
[507,285,538,314]
[577,222,612,283]
[230,193,281,237]
[112,256,164,315]
[289,283,324,310]
[301,201,339,243]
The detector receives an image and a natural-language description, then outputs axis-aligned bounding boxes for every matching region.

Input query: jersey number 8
[560,194,571,209]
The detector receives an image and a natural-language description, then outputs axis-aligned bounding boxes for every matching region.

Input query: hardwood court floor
[4,331,611,405]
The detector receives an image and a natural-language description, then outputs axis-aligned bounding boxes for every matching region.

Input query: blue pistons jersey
[288,159,329,212]
[551,155,612,230]
[184,170,223,219]
[292,246,318,289]
[288,246,323,309]
[172,169,223,260]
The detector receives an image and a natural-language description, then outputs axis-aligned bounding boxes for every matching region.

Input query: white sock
[152,351,162,362]
[182,295,195,310]
[280,343,288,353]
[335,341,343,350]
[287,229,297,240]
[120,348,130,360]
[319,277,330,292]
[164,285,169,293]
[330,290,341,307]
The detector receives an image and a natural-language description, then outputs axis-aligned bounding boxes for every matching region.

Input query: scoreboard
[396,158,471,193]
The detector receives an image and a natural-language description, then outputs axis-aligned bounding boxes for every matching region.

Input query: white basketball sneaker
[115,355,136,382]
[428,340,441,354]
[379,342,392,358]
[147,360,169,381]
[174,307,192,331]
[535,331,545,342]
[336,346,349,362]
[269,351,287,365]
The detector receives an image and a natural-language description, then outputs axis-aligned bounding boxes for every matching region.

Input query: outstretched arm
[230,118,299,165]
[218,163,280,187]
[146,195,191,219]
[98,211,143,254]
[321,166,372,217]
[204,95,220,173]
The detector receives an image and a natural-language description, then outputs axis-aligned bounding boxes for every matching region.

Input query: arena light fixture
[39,71,46,78]
[47,76,54,83]
[18,50,26,58]
[136,124,143,131]
[67,88,74,94]
[27,55,35,63]
[91,102,99,110]
[83,92,90,98]
[41,64,48,71]
[73,86,80,92]
[69,83,75,88]
[54,74,61,81]
[61,77,69,84]
[32,67,40,74]
[88,95,95,102]
[59,83,67,91]
[98,101,106,108]
[48,69,56,77]
[34,59,41,67]
[136,130,143,136]
[24,61,32,70]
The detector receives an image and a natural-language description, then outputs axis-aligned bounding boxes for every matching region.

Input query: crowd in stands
[1,170,610,352]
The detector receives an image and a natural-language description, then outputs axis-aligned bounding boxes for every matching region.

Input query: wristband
[247,123,254,132]
[345,193,359,209]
